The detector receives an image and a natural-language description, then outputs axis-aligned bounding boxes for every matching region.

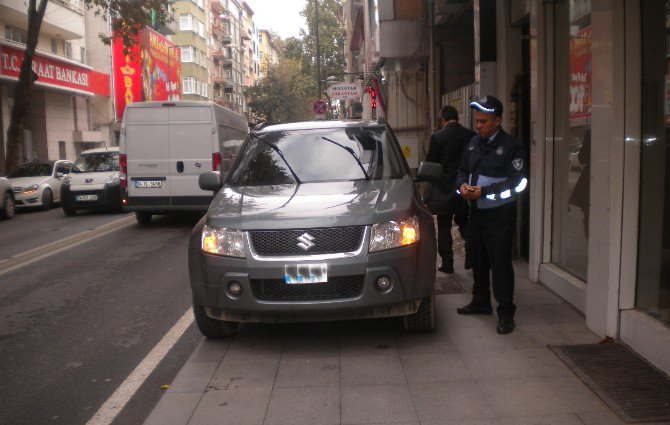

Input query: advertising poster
[112,27,181,120]
[569,26,592,126]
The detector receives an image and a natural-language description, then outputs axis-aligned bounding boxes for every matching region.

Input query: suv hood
[8,176,50,187]
[207,177,417,230]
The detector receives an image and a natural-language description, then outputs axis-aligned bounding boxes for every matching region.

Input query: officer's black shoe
[464,256,473,270]
[456,303,493,315]
[438,265,454,273]
[496,319,515,334]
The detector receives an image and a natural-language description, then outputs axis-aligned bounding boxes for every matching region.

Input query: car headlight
[201,225,245,258]
[22,184,40,194]
[106,173,120,184]
[369,216,420,253]
[63,175,72,185]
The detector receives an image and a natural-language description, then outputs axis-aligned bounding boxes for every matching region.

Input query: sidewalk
[144,258,641,425]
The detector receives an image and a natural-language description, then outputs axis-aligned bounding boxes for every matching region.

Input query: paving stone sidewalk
[144,256,658,425]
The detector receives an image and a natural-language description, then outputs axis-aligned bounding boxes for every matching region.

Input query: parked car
[61,147,122,215]
[120,101,248,226]
[189,120,439,338]
[7,160,72,211]
[0,176,14,219]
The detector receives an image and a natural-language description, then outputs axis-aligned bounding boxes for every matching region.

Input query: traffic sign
[313,99,328,115]
[327,83,362,100]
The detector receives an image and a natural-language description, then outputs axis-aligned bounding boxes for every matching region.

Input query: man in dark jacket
[456,95,527,334]
[426,105,476,273]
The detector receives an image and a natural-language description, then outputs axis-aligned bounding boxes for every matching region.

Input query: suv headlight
[201,225,245,258]
[106,173,120,184]
[63,175,72,185]
[369,216,420,252]
[23,184,40,194]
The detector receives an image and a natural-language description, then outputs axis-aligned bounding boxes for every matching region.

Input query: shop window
[550,0,591,281]
[637,0,670,326]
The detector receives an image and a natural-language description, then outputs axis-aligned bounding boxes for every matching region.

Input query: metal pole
[315,0,321,99]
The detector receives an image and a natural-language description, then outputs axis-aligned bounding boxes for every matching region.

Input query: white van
[119,101,248,225]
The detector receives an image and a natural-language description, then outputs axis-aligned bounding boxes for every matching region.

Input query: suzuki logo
[297,233,315,251]
[85,178,93,184]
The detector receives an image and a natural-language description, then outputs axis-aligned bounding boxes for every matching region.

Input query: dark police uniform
[426,122,476,271]
[457,128,527,322]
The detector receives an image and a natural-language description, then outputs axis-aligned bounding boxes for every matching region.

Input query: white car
[7,161,73,211]
[0,176,14,219]
[60,147,122,215]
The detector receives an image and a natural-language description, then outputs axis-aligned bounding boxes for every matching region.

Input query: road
[0,208,204,425]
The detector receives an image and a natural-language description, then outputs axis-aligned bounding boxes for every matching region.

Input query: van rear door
[125,106,171,206]
[168,105,214,208]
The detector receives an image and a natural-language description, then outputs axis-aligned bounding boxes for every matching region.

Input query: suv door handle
[176,161,184,173]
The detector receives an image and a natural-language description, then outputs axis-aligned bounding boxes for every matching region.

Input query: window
[51,39,58,53]
[180,14,193,31]
[182,76,195,94]
[65,41,73,59]
[197,20,205,38]
[5,26,27,44]
[197,0,204,9]
[80,47,86,64]
[181,46,195,62]
[201,82,208,98]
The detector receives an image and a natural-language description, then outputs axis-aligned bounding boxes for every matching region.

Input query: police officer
[456,95,527,334]
[426,105,475,273]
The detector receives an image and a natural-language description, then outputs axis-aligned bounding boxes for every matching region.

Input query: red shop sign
[0,42,109,97]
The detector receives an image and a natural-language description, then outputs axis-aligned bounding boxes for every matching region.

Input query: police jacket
[426,122,476,197]
[457,128,527,210]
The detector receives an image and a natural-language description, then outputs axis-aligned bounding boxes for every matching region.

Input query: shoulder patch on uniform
[496,147,504,156]
[512,158,523,171]
[467,144,475,151]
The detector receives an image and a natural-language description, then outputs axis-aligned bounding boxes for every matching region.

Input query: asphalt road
[0,211,204,425]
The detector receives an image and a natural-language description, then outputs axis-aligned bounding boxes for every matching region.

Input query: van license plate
[76,194,98,201]
[284,264,328,284]
[135,180,162,188]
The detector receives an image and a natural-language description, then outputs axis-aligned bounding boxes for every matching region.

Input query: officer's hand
[459,183,470,199]
[469,186,482,199]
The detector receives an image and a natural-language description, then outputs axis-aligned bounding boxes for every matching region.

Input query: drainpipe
[427,0,436,138]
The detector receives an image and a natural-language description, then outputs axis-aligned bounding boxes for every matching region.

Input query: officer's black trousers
[469,202,517,321]
[437,200,469,268]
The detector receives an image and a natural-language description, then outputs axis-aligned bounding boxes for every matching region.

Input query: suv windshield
[228,127,405,185]
[7,163,53,178]
[71,152,119,173]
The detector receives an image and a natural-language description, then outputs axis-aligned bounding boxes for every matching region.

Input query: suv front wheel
[403,291,435,333]
[193,305,239,338]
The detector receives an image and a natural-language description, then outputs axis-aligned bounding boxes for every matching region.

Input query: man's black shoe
[438,265,454,273]
[497,319,515,334]
[456,303,493,315]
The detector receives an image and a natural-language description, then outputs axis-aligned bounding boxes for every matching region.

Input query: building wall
[173,0,210,100]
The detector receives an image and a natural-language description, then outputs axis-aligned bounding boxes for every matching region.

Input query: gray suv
[190,120,439,337]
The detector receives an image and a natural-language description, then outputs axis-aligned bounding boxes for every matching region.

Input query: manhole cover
[434,276,465,295]
[549,343,670,423]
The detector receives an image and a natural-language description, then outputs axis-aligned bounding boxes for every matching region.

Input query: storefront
[0,39,110,166]
[523,0,670,374]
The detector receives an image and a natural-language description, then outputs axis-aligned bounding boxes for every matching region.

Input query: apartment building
[173,0,210,100]
[0,0,112,169]
[257,29,278,77]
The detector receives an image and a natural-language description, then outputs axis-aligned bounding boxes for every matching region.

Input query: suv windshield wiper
[248,133,301,184]
[321,137,370,180]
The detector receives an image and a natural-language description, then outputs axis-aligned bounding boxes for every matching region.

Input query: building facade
[257,29,278,77]
[0,0,112,172]
[346,0,670,376]
[173,0,210,101]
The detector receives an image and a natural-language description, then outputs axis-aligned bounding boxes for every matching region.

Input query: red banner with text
[569,26,592,126]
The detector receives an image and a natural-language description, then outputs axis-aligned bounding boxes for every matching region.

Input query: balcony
[220,34,232,45]
[223,56,233,66]
[51,0,83,13]
[211,0,224,13]
[212,48,225,59]
[212,22,226,36]
[212,74,226,85]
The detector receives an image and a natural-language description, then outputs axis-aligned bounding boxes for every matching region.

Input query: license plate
[75,194,98,201]
[135,180,162,188]
[284,264,328,284]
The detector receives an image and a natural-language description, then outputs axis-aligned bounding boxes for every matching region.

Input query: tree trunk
[4,0,48,173]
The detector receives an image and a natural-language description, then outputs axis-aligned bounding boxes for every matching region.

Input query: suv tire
[1,192,15,219]
[193,305,239,338]
[403,291,435,333]
[135,212,152,226]
[41,189,52,211]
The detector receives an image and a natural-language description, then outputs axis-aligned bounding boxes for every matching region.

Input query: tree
[3,0,172,174]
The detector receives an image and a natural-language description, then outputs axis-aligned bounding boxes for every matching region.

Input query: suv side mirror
[199,171,222,192]
[415,161,442,182]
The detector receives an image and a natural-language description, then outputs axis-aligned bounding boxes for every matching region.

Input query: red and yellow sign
[0,42,109,96]
[569,26,591,126]
[112,26,181,120]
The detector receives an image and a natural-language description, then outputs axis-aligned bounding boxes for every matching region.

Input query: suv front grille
[250,275,365,301]
[249,227,365,256]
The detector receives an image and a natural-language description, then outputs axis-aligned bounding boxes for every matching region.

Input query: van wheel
[1,192,15,219]
[193,305,239,338]
[135,212,152,226]
[403,291,435,333]
[41,189,52,211]
[62,206,76,216]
